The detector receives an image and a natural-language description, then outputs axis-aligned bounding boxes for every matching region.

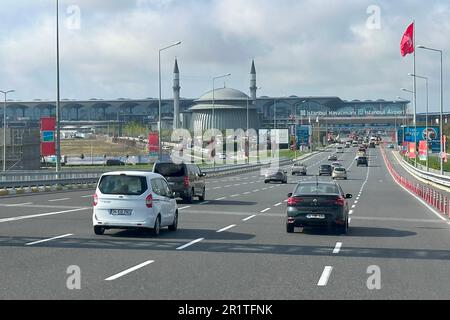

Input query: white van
[336,146,344,153]
[92,171,178,236]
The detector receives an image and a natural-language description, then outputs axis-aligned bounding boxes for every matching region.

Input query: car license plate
[307,214,325,219]
[110,209,132,216]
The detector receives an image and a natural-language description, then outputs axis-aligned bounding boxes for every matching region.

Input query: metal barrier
[381,147,450,218]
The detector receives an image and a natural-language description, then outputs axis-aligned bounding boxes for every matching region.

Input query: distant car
[92,171,178,236]
[319,164,333,176]
[387,144,395,149]
[336,146,344,153]
[357,156,368,167]
[291,162,307,176]
[332,167,347,180]
[286,181,352,234]
[369,142,376,148]
[328,155,338,161]
[264,168,288,184]
[106,159,125,166]
[331,162,342,169]
[153,162,206,203]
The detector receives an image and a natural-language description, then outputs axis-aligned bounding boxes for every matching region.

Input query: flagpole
[413,20,417,167]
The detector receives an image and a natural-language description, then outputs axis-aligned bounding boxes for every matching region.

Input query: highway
[1,146,450,299]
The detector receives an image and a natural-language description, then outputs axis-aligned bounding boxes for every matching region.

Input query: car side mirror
[345,194,352,199]
[287,193,293,198]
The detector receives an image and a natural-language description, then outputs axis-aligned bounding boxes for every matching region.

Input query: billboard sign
[296,125,312,146]
[418,140,428,161]
[409,142,416,159]
[40,117,56,156]
[148,132,159,153]
[403,126,440,152]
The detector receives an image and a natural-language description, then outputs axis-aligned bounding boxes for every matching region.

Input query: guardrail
[382,148,450,218]
[0,157,298,189]
[393,151,450,188]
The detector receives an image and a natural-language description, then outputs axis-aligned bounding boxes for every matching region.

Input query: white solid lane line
[260,208,271,213]
[6,202,33,207]
[242,215,256,221]
[332,242,342,254]
[176,238,205,250]
[178,206,191,210]
[26,233,73,246]
[0,208,89,224]
[48,198,70,202]
[317,266,333,286]
[105,260,154,281]
[217,224,236,233]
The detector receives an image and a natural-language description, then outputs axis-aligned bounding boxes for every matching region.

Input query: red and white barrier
[381,147,450,219]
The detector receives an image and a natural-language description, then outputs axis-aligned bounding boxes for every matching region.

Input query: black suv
[357,156,368,166]
[319,164,333,176]
[153,162,206,203]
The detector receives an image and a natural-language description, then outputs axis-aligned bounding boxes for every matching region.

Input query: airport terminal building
[1,60,417,132]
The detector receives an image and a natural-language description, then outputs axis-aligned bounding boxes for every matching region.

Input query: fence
[381,147,450,218]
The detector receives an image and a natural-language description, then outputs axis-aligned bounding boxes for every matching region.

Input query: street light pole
[55,0,61,172]
[0,90,14,172]
[417,45,444,174]
[402,88,416,166]
[212,73,231,170]
[158,41,181,160]
[409,74,429,171]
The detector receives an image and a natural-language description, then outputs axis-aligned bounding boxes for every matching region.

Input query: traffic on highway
[3,1,450,314]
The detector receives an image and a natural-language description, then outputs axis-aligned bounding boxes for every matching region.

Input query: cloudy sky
[1,0,450,113]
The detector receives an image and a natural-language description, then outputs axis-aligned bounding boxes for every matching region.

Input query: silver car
[291,162,307,176]
[332,167,347,180]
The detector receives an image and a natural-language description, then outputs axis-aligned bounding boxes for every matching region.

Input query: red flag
[400,22,414,57]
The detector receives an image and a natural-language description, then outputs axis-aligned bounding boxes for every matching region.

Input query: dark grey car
[153,162,206,203]
[264,168,288,184]
[286,181,352,234]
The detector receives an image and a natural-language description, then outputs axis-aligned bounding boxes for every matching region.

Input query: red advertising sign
[40,117,56,156]
[408,142,416,159]
[418,140,427,161]
[401,141,408,155]
[148,132,159,152]
[443,135,448,163]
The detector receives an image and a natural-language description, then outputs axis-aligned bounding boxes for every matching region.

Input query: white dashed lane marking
[216,225,236,233]
[242,215,256,221]
[317,266,333,286]
[176,238,204,250]
[332,242,342,254]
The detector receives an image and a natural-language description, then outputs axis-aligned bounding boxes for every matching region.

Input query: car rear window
[295,183,339,195]
[154,163,186,177]
[321,165,331,169]
[334,167,345,171]
[98,175,148,195]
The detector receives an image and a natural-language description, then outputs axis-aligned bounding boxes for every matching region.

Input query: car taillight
[183,176,190,187]
[287,197,303,206]
[93,193,98,206]
[334,197,345,206]
[146,194,153,208]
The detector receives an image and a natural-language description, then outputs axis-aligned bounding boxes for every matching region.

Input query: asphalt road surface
[1,146,450,299]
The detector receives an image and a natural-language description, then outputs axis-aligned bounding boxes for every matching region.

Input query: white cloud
[0,0,450,113]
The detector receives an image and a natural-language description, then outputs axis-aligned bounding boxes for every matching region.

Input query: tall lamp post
[397,96,410,128]
[402,88,417,166]
[0,90,14,172]
[409,73,429,171]
[212,73,231,170]
[417,45,444,175]
[158,41,181,160]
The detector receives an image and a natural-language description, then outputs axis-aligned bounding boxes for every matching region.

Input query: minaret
[173,58,181,130]
[250,59,257,101]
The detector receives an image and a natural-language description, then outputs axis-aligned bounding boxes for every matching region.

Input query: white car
[336,146,344,153]
[332,167,347,180]
[92,171,178,236]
